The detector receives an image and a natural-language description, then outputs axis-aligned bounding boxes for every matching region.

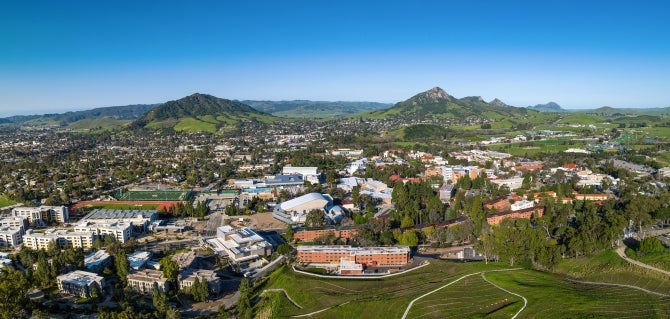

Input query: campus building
[74,221,133,243]
[272,192,346,225]
[127,251,152,270]
[84,250,112,273]
[296,245,411,267]
[127,269,169,294]
[293,227,359,242]
[178,269,222,295]
[12,206,69,224]
[22,229,95,250]
[57,270,105,298]
[0,226,24,247]
[207,226,272,264]
[80,209,158,232]
[486,206,546,226]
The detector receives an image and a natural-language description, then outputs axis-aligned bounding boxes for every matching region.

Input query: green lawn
[0,194,16,207]
[255,256,670,319]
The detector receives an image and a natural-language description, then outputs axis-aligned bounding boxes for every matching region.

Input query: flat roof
[83,209,157,220]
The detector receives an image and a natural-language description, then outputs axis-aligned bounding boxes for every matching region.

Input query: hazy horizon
[2,1,669,116]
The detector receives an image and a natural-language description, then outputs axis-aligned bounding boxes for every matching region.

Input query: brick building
[293,228,359,242]
[486,206,546,226]
[296,245,410,267]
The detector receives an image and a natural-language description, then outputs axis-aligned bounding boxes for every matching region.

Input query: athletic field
[114,189,192,201]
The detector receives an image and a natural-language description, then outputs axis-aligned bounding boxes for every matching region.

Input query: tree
[237,278,252,319]
[152,286,168,313]
[159,257,179,287]
[0,268,29,319]
[282,224,294,242]
[277,243,292,255]
[400,214,414,228]
[305,209,325,227]
[191,277,209,302]
[115,250,130,284]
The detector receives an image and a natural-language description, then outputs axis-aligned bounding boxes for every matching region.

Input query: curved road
[616,245,670,276]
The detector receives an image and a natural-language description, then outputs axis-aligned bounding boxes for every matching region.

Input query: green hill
[369,87,534,121]
[3,104,155,125]
[131,93,275,132]
[243,100,391,118]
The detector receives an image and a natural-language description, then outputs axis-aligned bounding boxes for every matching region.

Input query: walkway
[260,289,303,309]
[401,268,523,319]
[616,245,670,276]
[480,272,527,319]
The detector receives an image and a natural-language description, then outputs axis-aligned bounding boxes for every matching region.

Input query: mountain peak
[528,101,565,112]
[407,87,453,105]
[490,98,511,107]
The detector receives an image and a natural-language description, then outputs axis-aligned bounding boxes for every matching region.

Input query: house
[57,270,105,298]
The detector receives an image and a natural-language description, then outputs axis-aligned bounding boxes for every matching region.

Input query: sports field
[256,257,670,319]
[115,189,192,201]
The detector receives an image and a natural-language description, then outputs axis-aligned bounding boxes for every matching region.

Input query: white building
[0,217,28,230]
[282,165,320,184]
[57,270,105,298]
[207,226,272,264]
[127,269,169,294]
[330,149,363,158]
[12,206,69,224]
[75,221,133,243]
[22,229,95,250]
[127,251,152,270]
[84,250,112,273]
[0,226,24,247]
[80,209,158,232]
[490,177,524,190]
[511,200,535,211]
[272,192,346,224]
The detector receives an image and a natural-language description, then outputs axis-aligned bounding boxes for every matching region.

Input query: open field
[71,200,181,212]
[0,194,16,207]
[256,256,670,319]
[115,190,192,201]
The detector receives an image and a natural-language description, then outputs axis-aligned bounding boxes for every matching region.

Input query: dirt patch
[230,212,286,230]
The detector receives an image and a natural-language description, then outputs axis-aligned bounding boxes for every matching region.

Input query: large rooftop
[83,209,157,220]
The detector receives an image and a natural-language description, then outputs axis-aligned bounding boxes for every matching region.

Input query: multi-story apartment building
[75,221,133,243]
[22,229,95,250]
[12,206,69,224]
[127,269,169,294]
[297,245,411,267]
[0,226,24,247]
[57,270,105,298]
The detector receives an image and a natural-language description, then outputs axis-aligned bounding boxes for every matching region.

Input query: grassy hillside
[254,256,670,318]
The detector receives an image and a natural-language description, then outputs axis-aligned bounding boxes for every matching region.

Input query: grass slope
[0,194,16,207]
[256,255,670,319]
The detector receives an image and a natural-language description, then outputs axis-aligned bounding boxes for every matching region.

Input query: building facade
[127,269,169,294]
[57,270,105,298]
[297,245,411,267]
[12,206,69,224]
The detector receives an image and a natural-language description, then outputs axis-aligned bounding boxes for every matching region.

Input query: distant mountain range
[527,102,567,112]
[2,104,156,126]
[243,100,391,118]
[2,89,669,132]
[370,87,531,120]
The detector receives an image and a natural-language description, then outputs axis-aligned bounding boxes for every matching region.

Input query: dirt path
[616,245,670,276]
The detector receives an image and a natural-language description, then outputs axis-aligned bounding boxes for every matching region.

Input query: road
[615,245,670,276]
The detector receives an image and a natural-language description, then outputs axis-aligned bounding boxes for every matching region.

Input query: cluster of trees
[159,201,209,218]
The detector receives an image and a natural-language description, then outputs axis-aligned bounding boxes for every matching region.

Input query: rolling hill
[369,87,533,121]
[131,93,275,133]
[528,102,567,112]
[242,100,391,118]
[1,104,156,127]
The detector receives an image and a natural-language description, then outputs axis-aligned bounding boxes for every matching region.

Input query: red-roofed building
[486,206,545,226]
[513,164,544,171]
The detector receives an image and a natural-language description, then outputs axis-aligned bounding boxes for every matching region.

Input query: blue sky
[1,0,669,116]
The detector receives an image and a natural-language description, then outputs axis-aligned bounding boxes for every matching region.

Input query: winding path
[616,245,670,276]
[401,268,523,319]
[480,272,528,319]
[565,278,669,298]
[260,289,303,309]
